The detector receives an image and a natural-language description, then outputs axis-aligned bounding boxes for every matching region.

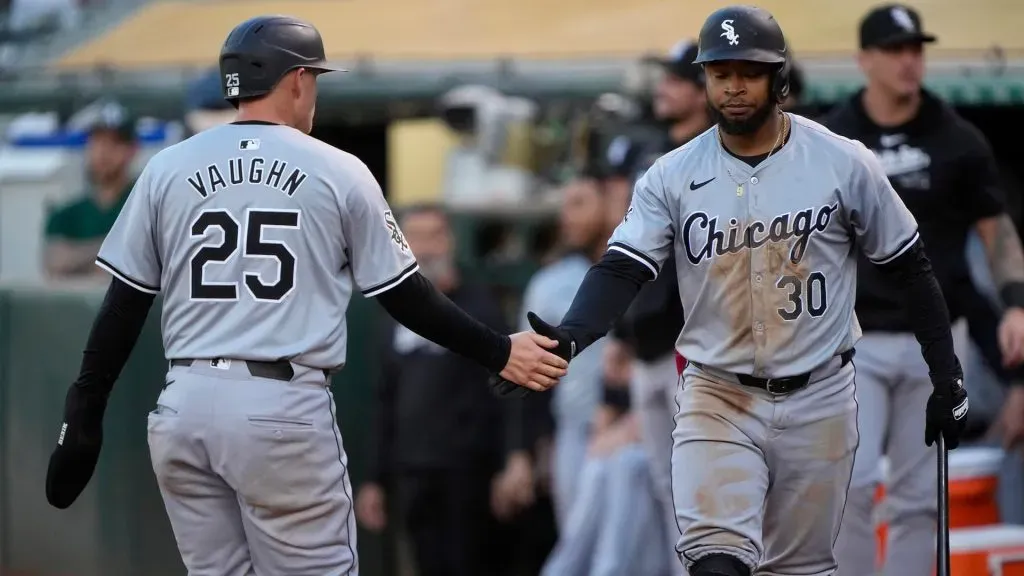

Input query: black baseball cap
[859,4,937,49]
[645,40,704,85]
[87,100,137,143]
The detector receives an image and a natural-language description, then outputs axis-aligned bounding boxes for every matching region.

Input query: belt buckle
[764,378,786,395]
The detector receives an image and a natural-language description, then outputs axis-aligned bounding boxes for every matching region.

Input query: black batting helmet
[219,15,344,105]
[694,5,791,102]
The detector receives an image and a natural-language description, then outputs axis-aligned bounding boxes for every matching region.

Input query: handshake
[490,312,577,398]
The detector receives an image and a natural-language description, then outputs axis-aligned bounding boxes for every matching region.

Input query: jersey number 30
[190,209,300,302]
[776,272,828,321]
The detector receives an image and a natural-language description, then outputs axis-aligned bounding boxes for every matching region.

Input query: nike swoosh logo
[689,177,715,190]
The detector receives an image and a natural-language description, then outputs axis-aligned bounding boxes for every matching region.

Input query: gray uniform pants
[672,356,858,575]
[147,360,357,576]
[540,444,670,576]
[834,320,968,576]
[631,353,684,575]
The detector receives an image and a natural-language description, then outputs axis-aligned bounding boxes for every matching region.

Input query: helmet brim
[694,47,787,66]
[304,60,348,74]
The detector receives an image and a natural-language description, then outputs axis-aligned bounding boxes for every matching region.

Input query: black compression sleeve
[375,272,511,374]
[75,278,157,396]
[876,240,962,383]
[559,251,655,352]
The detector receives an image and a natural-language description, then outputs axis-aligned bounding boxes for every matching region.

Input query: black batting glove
[45,384,109,509]
[925,376,969,450]
[488,312,577,399]
[488,373,532,398]
[526,311,576,362]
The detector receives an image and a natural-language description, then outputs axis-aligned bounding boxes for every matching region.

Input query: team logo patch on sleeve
[384,210,409,252]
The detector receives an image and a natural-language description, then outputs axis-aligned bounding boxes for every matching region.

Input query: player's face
[653,73,705,122]
[704,60,776,136]
[560,178,605,250]
[859,43,925,99]
[402,210,452,261]
[86,130,136,185]
[401,209,454,282]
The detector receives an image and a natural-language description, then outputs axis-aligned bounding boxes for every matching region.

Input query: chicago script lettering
[683,203,839,265]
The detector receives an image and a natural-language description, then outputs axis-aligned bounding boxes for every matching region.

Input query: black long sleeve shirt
[366,281,510,485]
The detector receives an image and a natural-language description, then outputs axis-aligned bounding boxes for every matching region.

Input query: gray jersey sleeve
[607,162,674,277]
[843,143,920,264]
[342,164,418,297]
[95,165,161,293]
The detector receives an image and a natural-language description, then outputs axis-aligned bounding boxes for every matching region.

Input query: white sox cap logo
[720,19,740,46]
[890,7,916,32]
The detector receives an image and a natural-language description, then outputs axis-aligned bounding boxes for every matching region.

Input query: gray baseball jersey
[96,122,417,369]
[608,114,920,378]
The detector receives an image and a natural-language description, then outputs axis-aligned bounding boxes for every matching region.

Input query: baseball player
[42,15,568,576]
[822,5,1024,575]
[500,6,972,575]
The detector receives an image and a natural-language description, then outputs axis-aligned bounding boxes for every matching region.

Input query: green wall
[0,285,385,576]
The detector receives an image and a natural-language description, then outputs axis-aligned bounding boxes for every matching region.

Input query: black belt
[170,358,329,382]
[692,349,855,395]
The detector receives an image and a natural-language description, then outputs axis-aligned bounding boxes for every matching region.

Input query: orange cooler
[947,525,1024,575]
[949,447,1004,529]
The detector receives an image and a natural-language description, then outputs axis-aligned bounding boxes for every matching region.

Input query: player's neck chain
[721,110,789,196]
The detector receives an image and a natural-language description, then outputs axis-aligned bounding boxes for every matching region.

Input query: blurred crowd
[31,3,1024,576]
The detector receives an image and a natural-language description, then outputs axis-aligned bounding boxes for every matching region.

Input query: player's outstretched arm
[46,278,156,509]
[551,251,656,355]
[375,272,568,391]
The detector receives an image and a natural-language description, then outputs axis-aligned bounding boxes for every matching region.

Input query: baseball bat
[936,434,950,576]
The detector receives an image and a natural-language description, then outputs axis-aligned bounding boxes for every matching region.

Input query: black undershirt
[560,240,960,383]
[74,272,513,397]
[722,125,792,167]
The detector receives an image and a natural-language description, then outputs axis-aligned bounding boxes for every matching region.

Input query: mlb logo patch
[239,139,261,151]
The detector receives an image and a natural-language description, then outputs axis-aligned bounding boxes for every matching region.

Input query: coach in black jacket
[354,203,509,576]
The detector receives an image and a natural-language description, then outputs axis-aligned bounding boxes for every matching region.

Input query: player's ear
[286,68,304,99]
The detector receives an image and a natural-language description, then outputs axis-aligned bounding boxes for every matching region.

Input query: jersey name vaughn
[187,157,309,198]
[683,202,840,265]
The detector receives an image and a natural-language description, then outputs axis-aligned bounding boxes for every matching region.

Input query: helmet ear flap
[772,60,791,103]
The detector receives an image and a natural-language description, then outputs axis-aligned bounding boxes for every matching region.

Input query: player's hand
[925,376,969,450]
[354,482,387,532]
[526,311,576,363]
[987,385,1024,451]
[45,384,109,509]
[491,451,535,521]
[999,307,1024,368]
[499,332,569,392]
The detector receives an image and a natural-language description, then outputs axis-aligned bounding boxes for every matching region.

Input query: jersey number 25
[189,208,300,302]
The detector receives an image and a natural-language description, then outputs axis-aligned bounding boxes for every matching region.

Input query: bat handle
[936,434,951,576]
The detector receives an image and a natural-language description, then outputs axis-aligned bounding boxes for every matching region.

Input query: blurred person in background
[510,176,611,530]
[644,40,710,157]
[355,203,510,576]
[43,102,138,280]
[823,5,1024,575]
[538,142,673,576]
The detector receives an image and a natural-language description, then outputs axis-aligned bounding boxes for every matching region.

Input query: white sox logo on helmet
[720,19,740,46]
